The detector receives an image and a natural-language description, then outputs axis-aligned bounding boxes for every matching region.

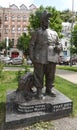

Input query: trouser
[33,62,56,90]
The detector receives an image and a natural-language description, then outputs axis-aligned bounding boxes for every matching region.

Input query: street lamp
[70,0,74,66]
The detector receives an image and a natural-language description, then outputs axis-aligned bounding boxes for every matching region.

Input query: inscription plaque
[17,103,53,113]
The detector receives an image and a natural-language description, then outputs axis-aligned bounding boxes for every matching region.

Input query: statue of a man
[29,10,62,99]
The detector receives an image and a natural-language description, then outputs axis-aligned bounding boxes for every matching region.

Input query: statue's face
[41,19,50,30]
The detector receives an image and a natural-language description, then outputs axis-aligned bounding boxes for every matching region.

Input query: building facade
[0,4,37,47]
[60,22,72,57]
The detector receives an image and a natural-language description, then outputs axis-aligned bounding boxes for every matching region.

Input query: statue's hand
[54,46,62,54]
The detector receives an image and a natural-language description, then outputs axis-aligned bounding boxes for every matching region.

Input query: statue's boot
[45,88,56,97]
[36,89,44,100]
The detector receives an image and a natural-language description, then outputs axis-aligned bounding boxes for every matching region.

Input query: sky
[0,0,77,11]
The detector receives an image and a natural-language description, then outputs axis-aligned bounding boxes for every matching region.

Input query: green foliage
[0,40,6,51]
[16,70,22,81]
[29,6,62,37]
[60,9,77,22]
[17,33,30,56]
[29,6,44,29]
[8,39,14,49]
[25,121,53,130]
[60,9,71,22]
[70,24,77,54]
[48,7,62,36]
[24,65,30,73]
[0,39,14,51]
[0,62,4,78]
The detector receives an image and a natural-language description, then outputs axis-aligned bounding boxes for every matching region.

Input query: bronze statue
[16,10,62,103]
[29,10,62,99]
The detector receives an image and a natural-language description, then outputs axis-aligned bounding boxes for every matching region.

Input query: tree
[29,6,44,30]
[29,6,62,37]
[0,38,14,51]
[8,39,14,49]
[17,33,30,56]
[48,7,62,36]
[60,9,77,23]
[70,24,77,54]
[0,40,6,51]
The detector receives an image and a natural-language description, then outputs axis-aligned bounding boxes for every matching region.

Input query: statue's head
[40,10,51,30]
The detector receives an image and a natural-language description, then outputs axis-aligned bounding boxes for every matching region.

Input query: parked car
[4,58,13,64]
[58,56,64,65]
[1,56,12,63]
[2,57,23,65]
[59,55,76,65]
[63,56,70,65]
[59,56,70,65]
[71,55,77,63]
[12,57,23,65]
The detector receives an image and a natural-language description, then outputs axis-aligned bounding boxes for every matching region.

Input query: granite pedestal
[4,88,73,130]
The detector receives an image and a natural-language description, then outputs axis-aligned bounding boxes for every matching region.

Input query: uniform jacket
[29,28,62,64]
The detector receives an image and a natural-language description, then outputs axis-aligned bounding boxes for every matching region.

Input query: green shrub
[0,62,4,78]
[16,70,22,81]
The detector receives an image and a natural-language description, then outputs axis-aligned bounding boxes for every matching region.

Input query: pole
[6,37,9,56]
[70,0,74,66]
[6,37,9,47]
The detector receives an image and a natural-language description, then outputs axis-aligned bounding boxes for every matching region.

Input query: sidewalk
[56,69,77,84]
[54,69,77,130]
[9,117,77,130]
[52,117,77,130]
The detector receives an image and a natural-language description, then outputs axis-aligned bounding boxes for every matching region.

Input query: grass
[4,63,33,68]
[0,71,18,127]
[55,76,77,116]
[57,65,77,72]
[0,67,77,129]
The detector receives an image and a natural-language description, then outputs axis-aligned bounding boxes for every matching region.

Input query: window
[5,15,8,21]
[23,27,27,33]
[63,51,67,56]
[12,27,15,33]
[5,27,8,34]
[23,15,27,21]
[11,15,15,21]
[17,15,21,21]
[12,39,14,45]
[17,27,21,33]
[65,42,67,46]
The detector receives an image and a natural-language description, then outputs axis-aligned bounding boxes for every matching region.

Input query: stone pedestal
[3,88,73,130]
